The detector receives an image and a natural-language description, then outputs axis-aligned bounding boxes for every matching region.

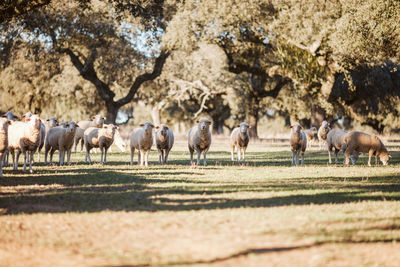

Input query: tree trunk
[211,115,224,135]
[151,106,161,126]
[248,103,259,139]
[105,101,119,124]
[310,105,325,128]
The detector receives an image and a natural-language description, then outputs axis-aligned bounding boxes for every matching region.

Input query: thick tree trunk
[211,115,224,135]
[310,105,325,128]
[248,104,259,139]
[105,101,119,124]
[151,106,161,126]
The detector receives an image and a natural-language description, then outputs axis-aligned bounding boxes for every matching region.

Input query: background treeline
[1,0,399,138]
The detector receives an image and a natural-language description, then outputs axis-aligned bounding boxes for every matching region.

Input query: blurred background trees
[1,0,399,138]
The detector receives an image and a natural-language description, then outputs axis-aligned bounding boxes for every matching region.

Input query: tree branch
[116,50,170,107]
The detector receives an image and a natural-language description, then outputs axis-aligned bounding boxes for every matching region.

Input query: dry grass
[1,141,400,266]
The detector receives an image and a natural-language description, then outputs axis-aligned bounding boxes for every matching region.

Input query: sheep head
[196,118,211,132]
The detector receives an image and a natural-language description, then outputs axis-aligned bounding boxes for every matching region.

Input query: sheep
[44,121,79,165]
[317,120,331,149]
[22,112,46,162]
[303,127,318,148]
[155,124,174,164]
[188,118,212,166]
[8,114,41,173]
[1,111,19,167]
[0,118,11,177]
[230,122,250,163]
[43,116,59,132]
[74,115,105,152]
[84,124,118,164]
[130,122,155,167]
[343,131,391,166]
[326,129,359,164]
[290,122,307,166]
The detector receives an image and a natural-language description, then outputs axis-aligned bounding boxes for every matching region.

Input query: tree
[12,0,174,123]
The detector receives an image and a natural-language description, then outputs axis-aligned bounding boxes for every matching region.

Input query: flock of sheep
[0,110,392,177]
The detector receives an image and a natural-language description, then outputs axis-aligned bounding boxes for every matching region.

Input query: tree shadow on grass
[1,166,400,214]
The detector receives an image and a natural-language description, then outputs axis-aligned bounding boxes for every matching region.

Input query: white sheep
[230,122,250,163]
[22,112,46,162]
[326,129,359,164]
[155,124,174,164]
[74,115,105,152]
[43,116,59,132]
[8,114,42,173]
[130,122,155,167]
[290,122,307,166]
[2,111,19,167]
[44,121,79,165]
[343,131,391,166]
[0,117,11,177]
[188,118,212,166]
[317,120,331,149]
[303,126,318,148]
[84,124,118,164]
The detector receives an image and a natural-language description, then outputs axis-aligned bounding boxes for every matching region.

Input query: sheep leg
[368,150,373,166]
[301,151,305,166]
[158,149,162,164]
[29,150,34,173]
[196,150,201,166]
[44,146,49,164]
[80,138,84,152]
[203,151,207,166]
[61,149,66,166]
[161,149,165,164]
[165,149,170,164]
[344,148,353,165]
[189,148,194,165]
[104,147,108,164]
[328,146,333,164]
[231,146,235,161]
[140,149,145,166]
[100,146,104,164]
[130,147,135,165]
[49,148,55,165]
[375,154,378,165]
[22,150,27,172]
[237,147,241,163]
[137,150,141,165]
[296,151,299,166]
[86,147,92,164]
[59,149,63,166]
[242,148,246,163]
[67,149,72,165]
[145,150,149,167]
[10,149,16,170]
[291,151,295,166]
[334,148,339,164]
[73,136,78,153]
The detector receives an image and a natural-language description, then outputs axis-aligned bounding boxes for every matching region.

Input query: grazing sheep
[8,114,42,173]
[318,121,331,149]
[74,115,105,152]
[155,124,174,164]
[84,124,118,164]
[130,122,155,167]
[188,118,212,166]
[290,122,307,166]
[2,111,19,167]
[230,122,250,163]
[303,127,318,148]
[343,131,391,166]
[44,121,79,165]
[0,118,11,177]
[326,129,359,164]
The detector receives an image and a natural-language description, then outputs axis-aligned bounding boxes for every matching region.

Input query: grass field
[1,140,400,266]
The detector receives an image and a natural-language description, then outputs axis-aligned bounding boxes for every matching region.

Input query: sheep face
[22,112,34,121]
[140,122,154,136]
[238,122,249,134]
[4,111,19,121]
[197,118,211,132]
[0,118,10,134]
[92,115,105,128]
[380,154,391,166]
[25,114,41,128]
[156,125,169,138]
[66,121,79,133]
[290,123,302,133]
[47,117,58,128]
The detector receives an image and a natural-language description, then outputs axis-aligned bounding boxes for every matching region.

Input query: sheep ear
[207,121,212,125]
[1,115,6,118]
[196,120,200,123]
[46,119,50,122]
[92,116,96,120]
[115,126,119,130]
[26,118,31,122]
[75,124,79,128]
[237,125,241,128]
[103,125,108,129]
[139,123,144,127]
[22,115,26,119]
[328,123,331,127]
[7,120,12,125]
[389,155,392,158]
[248,126,252,129]
[155,126,160,129]
[290,125,293,128]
